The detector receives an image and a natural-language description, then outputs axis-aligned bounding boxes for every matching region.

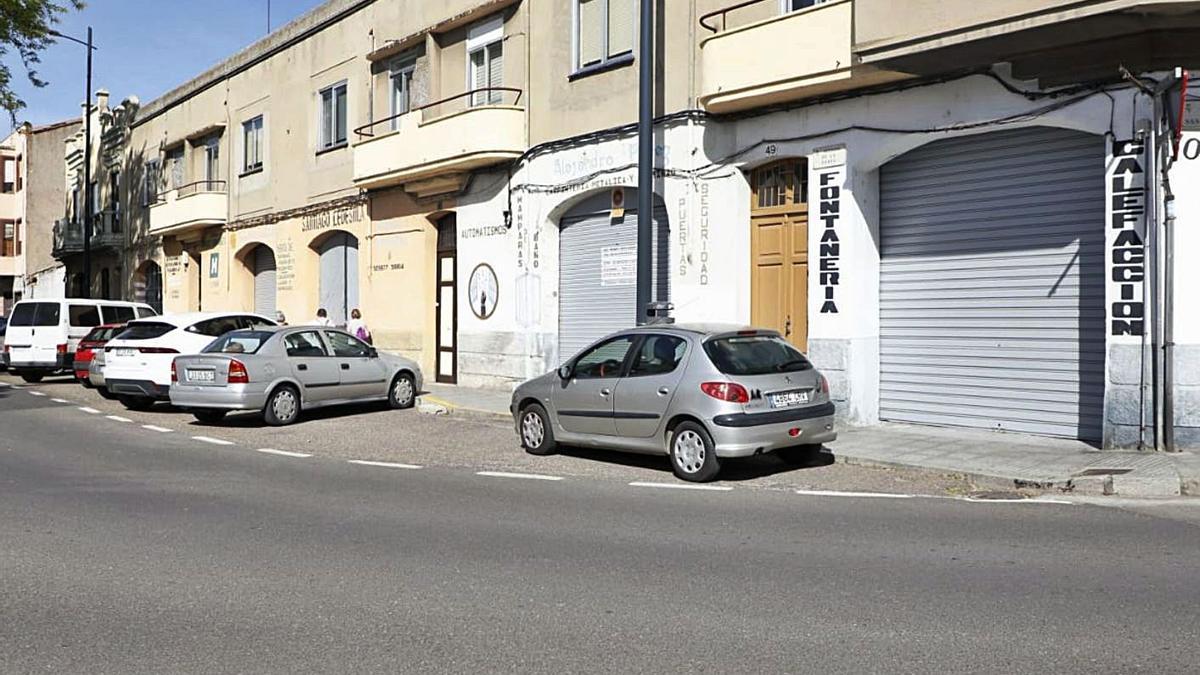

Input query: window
[752,160,807,209]
[575,0,634,72]
[203,331,273,355]
[325,330,370,358]
[468,17,504,106]
[109,170,121,232]
[243,116,264,173]
[68,304,102,328]
[319,82,348,150]
[71,186,80,222]
[115,322,174,340]
[9,302,60,327]
[284,331,328,358]
[2,221,15,257]
[2,157,16,193]
[628,335,687,377]
[389,61,414,130]
[204,136,220,187]
[239,315,277,330]
[703,335,813,376]
[90,180,100,218]
[135,306,158,318]
[102,305,135,324]
[187,316,243,338]
[142,159,160,206]
[572,336,635,379]
[783,0,828,12]
[165,147,185,190]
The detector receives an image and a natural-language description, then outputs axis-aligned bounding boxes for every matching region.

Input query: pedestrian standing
[275,311,288,326]
[314,308,332,326]
[347,308,372,345]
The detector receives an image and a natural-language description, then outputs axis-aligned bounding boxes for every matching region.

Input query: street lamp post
[50,27,96,299]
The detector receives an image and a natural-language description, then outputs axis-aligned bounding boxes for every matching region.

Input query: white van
[2,299,157,382]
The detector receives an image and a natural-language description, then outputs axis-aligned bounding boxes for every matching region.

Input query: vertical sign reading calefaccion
[811,148,846,314]
[1108,139,1147,336]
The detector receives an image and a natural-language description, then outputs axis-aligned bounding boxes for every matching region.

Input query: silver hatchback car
[511,324,836,482]
[170,326,422,426]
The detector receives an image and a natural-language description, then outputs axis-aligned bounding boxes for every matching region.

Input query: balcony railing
[352,88,526,193]
[149,180,229,235]
[52,218,83,257]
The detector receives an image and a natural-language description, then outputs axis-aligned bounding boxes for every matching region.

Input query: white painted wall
[1169,131,1200,345]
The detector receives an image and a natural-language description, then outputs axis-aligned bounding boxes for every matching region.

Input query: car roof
[127,311,270,328]
[613,322,777,338]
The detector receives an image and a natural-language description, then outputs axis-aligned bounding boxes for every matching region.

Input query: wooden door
[750,160,809,351]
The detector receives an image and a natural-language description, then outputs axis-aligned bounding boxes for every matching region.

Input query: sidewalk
[418,384,1198,498]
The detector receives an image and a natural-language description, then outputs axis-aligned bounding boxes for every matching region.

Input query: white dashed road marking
[348,460,422,470]
[795,489,915,499]
[192,436,235,446]
[27,391,46,397]
[78,407,101,414]
[629,481,733,492]
[476,471,564,481]
[106,415,133,423]
[142,425,173,433]
[256,448,312,459]
[51,398,71,403]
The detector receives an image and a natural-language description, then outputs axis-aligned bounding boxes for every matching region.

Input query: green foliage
[0,0,86,122]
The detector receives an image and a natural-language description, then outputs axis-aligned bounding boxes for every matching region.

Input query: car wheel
[78,378,94,389]
[96,387,117,400]
[670,421,721,483]
[118,395,155,411]
[264,385,301,426]
[388,373,416,410]
[19,372,43,384]
[519,404,557,456]
[193,409,228,425]
[777,444,823,466]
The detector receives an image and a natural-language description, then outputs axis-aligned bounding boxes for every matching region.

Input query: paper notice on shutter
[600,245,636,287]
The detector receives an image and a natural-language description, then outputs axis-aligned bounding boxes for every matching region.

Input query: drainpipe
[1164,190,1176,452]
[636,0,653,325]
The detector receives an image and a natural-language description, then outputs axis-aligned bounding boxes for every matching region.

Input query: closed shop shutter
[318,232,359,326]
[878,126,1105,440]
[252,246,277,317]
[558,191,669,360]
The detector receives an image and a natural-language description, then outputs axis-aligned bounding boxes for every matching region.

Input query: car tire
[776,444,823,466]
[519,404,557,456]
[79,378,94,389]
[193,409,228,425]
[97,387,117,401]
[669,421,721,483]
[118,395,155,411]
[264,384,301,426]
[388,372,416,409]
[19,372,43,384]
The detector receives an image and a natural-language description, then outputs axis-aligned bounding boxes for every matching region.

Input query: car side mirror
[368,347,379,358]
[557,364,573,380]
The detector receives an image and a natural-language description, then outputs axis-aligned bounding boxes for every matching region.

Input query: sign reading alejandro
[1108,139,1147,336]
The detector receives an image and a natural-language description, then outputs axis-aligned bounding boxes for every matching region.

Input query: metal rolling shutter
[252,246,277,317]
[318,233,359,326]
[559,196,668,360]
[878,127,1105,440]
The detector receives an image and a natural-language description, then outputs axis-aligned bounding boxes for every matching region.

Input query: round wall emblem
[468,263,499,320]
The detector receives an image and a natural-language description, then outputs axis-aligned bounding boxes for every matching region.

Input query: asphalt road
[2,383,1198,673]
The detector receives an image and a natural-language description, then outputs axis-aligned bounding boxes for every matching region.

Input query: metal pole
[82,26,93,299]
[1164,192,1176,452]
[635,0,653,325]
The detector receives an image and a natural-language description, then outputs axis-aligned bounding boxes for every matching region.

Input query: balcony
[92,210,125,252]
[52,218,83,258]
[353,88,526,197]
[698,0,907,113]
[149,180,228,236]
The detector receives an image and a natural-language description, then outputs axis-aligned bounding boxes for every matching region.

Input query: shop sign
[1108,139,1147,337]
[812,157,844,315]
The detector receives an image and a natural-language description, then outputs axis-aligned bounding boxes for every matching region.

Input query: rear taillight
[819,374,829,395]
[170,359,177,383]
[700,381,750,403]
[228,359,249,384]
[138,347,179,354]
[56,343,67,354]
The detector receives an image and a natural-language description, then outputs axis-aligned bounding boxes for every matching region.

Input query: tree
[0,0,86,122]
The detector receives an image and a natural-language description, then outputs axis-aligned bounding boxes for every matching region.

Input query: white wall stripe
[142,425,173,433]
[795,490,915,499]
[476,471,563,481]
[105,415,133,423]
[348,460,422,469]
[78,407,101,414]
[192,436,235,446]
[50,398,70,403]
[256,448,312,458]
[27,391,46,397]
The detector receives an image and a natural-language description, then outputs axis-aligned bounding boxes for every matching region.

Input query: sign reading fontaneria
[1108,139,1147,336]
[812,151,845,315]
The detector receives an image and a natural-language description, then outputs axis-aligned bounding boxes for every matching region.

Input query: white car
[103,312,277,410]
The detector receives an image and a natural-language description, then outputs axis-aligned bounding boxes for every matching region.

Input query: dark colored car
[74,323,126,386]
[0,315,7,371]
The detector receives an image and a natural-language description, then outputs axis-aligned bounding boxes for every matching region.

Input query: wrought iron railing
[700,0,827,33]
[353,87,524,139]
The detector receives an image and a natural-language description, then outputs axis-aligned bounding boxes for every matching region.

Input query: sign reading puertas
[1108,139,1147,337]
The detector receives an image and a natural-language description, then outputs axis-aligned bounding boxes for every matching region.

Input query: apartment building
[85,0,1199,449]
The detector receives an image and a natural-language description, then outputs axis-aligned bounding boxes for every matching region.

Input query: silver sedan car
[511,325,836,482]
[170,326,423,426]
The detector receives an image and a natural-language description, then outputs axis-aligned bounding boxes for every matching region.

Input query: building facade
[77,0,1200,449]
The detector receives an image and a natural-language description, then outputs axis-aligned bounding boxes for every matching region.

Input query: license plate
[187,369,215,383]
[769,390,810,408]
[112,348,136,358]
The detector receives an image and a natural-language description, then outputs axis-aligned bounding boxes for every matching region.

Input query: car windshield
[83,326,122,343]
[9,302,60,327]
[115,322,175,340]
[203,331,273,355]
[703,334,813,376]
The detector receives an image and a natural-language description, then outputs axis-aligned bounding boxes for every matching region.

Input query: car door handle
[657,387,670,396]
[297,364,308,371]
[600,388,611,396]
[341,363,350,370]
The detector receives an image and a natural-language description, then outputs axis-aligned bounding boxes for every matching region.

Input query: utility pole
[83,26,93,299]
[635,0,653,325]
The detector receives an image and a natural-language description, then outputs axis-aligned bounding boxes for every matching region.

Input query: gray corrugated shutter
[253,246,277,317]
[318,232,359,326]
[879,127,1105,440]
[558,190,668,360]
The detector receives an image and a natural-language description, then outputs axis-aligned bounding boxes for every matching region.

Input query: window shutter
[607,0,635,57]
[488,42,504,103]
[471,49,488,106]
[578,0,603,67]
[335,86,347,144]
[14,220,20,256]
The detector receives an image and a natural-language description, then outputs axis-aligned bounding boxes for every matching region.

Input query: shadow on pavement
[191,400,404,428]
[553,444,836,482]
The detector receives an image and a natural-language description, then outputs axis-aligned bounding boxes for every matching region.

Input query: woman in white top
[314,308,332,327]
[346,308,371,344]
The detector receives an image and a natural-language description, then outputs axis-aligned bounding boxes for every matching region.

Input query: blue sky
[7,0,327,130]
